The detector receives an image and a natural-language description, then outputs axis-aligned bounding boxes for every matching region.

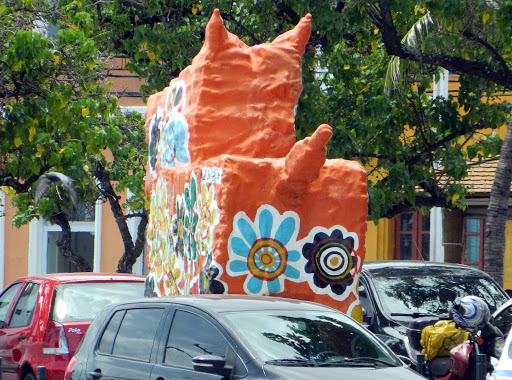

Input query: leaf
[483,12,490,25]
[82,108,89,117]
[28,127,36,142]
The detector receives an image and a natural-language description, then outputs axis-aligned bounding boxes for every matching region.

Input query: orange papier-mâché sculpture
[143,9,368,320]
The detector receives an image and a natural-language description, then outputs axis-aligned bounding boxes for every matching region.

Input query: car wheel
[23,373,36,380]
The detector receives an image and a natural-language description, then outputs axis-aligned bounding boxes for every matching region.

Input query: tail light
[63,356,76,380]
[43,321,69,355]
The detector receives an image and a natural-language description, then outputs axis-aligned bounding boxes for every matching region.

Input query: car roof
[109,295,336,314]
[11,272,146,284]
[362,260,491,276]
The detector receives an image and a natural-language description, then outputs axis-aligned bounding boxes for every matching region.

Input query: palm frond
[384,11,433,94]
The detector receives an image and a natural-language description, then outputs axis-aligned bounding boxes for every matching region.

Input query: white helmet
[450,296,490,331]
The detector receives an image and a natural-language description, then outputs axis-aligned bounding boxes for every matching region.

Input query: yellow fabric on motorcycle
[420,320,469,360]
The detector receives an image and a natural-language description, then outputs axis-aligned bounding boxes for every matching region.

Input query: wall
[3,196,30,287]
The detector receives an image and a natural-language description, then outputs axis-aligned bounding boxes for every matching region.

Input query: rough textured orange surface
[144,9,368,320]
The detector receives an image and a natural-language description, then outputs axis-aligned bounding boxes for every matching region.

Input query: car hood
[263,364,426,379]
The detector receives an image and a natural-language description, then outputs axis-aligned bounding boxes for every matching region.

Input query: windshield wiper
[265,359,317,367]
[318,357,396,368]
[390,312,440,318]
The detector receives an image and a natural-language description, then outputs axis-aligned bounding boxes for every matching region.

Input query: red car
[0,273,146,380]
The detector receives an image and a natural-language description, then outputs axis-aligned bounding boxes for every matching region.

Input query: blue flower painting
[227,205,304,295]
[161,113,190,167]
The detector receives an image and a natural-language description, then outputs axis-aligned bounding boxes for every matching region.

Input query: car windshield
[50,282,144,322]
[371,274,507,317]
[224,310,397,367]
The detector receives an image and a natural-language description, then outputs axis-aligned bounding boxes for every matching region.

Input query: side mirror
[362,308,374,326]
[193,355,233,377]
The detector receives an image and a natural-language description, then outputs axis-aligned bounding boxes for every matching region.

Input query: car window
[224,310,397,365]
[358,280,375,318]
[165,310,229,368]
[8,282,40,328]
[50,282,145,322]
[0,283,22,325]
[494,304,512,335]
[98,310,125,355]
[370,274,507,317]
[109,308,164,361]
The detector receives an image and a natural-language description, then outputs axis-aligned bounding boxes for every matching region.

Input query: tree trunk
[93,162,147,274]
[484,120,512,286]
[53,212,93,272]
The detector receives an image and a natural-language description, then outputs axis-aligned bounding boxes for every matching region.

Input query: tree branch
[372,0,512,90]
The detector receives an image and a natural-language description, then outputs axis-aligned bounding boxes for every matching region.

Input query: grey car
[64,295,426,380]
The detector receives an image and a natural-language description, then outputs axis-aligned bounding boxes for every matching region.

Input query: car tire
[23,373,36,380]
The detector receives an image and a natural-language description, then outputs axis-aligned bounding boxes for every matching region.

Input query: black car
[358,261,509,364]
[64,295,427,380]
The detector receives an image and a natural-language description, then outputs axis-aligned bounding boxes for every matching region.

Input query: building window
[395,212,430,260]
[463,218,485,269]
[45,202,96,273]
[29,200,100,275]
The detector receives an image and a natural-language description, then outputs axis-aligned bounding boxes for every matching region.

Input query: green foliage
[0,0,145,229]
[3,0,512,228]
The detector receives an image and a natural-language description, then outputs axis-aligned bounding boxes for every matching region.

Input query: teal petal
[231,237,250,258]
[238,218,257,245]
[259,209,273,238]
[267,279,281,293]
[287,250,301,262]
[229,260,248,274]
[274,217,296,245]
[247,276,263,294]
[284,265,301,279]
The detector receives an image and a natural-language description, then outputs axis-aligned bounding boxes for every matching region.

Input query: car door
[150,307,247,380]
[0,281,40,380]
[85,306,167,380]
[0,282,24,379]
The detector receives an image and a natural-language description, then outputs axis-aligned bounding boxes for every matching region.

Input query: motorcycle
[418,288,504,380]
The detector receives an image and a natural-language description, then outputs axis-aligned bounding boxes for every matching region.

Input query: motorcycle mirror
[439,288,457,302]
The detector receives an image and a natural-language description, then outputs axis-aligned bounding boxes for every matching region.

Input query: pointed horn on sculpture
[205,8,229,51]
[271,13,312,54]
[277,124,332,205]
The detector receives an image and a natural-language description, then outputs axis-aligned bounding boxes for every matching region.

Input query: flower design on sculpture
[165,80,186,114]
[161,113,190,168]
[183,173,199,262]
[302,227,358,296]
[171,195,186,258]
[196,182,219,256]
[227,205,303,295]
[146,178,173,296]
[147,107,164,177]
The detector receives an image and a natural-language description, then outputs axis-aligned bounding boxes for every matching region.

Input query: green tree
[81,0,510,278]
[7,0,511,283]
[362,0,512,284]
[0,0,147,273]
